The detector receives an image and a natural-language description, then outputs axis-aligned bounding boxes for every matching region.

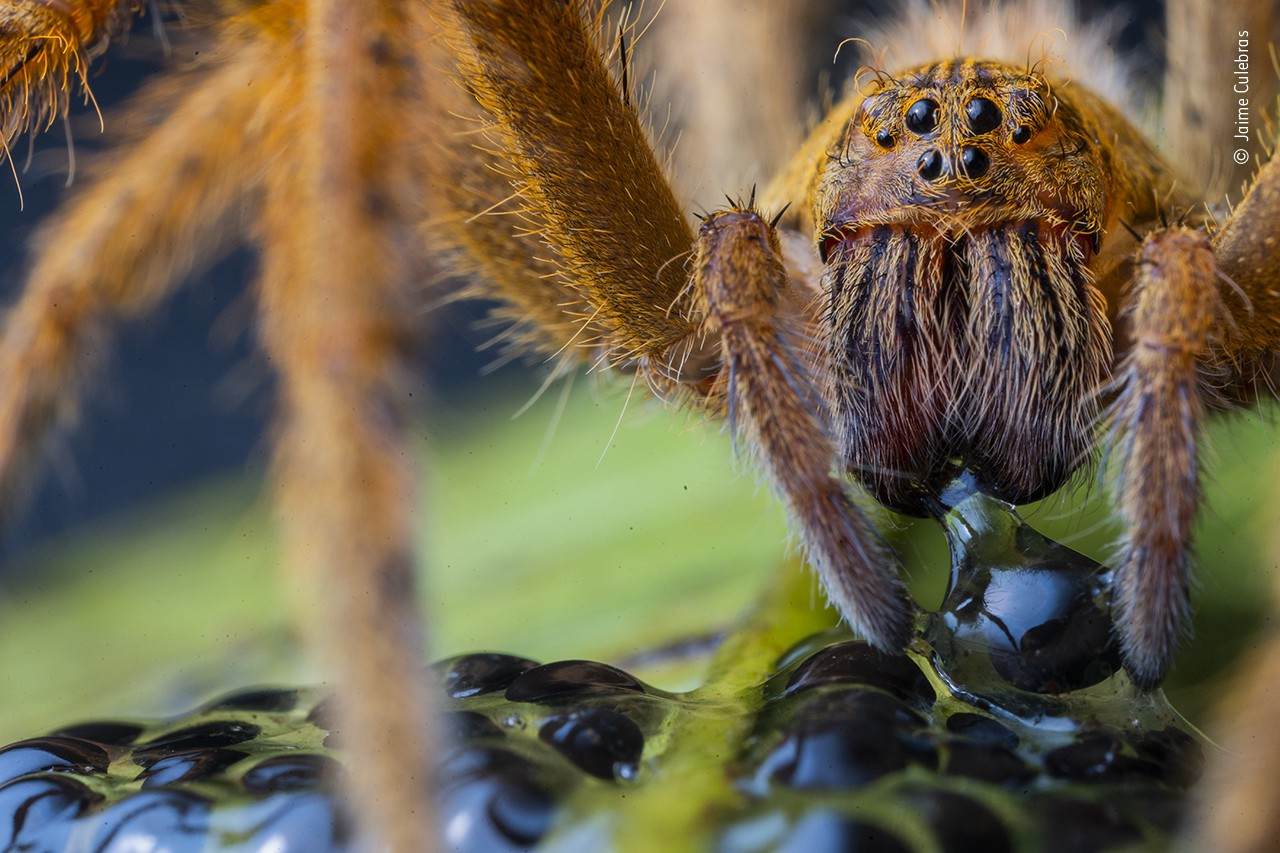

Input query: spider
[1,0,1279,849]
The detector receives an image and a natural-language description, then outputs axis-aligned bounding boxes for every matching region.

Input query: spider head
[816,60,1109,262]
[812,61,1125,513]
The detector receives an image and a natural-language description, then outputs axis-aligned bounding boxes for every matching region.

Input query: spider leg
[1106,227,1221,688]
[1212,147,1280,348]
[693,206,912,651]
[648,0,820,207]
[1185,152,1280,853]
[1191,619,1280,853]
[443,0,911,650]
[0,42,281,520]
[1162,0,1275,198]
[418,27,598,360]
[0,0,139,143]
[258,0,438,849]
[1108,153,1280,688]
[444,0,697,363]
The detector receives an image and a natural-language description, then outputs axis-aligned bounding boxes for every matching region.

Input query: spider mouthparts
[1071,227,1103,259]
[818,224,863,263]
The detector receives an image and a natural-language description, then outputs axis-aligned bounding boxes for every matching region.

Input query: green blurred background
[2,377,1277,742]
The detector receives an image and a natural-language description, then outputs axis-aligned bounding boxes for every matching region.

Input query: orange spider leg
[416,21,596,361]
[0,40,283,518]
[0,0,139,143]
[443,0,914,651]
[258,0,438,849]
[1187,155,1280,853]
[1106,228,1222,688]
[1162,0,1276,198]
[444,0,696,364]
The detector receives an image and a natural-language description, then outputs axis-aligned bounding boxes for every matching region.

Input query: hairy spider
[1,0,1279,849]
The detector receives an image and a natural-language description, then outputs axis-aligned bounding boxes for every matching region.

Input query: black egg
[905,98,939,135]
[966,97,1002,134]
[960,146,990,178]
[781,641,935,708]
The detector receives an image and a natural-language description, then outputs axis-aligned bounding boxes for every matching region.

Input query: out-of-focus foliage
[0,384,1276,742]
[0,384,789,741]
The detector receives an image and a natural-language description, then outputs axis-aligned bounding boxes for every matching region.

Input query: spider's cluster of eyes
[871,97,1037,182]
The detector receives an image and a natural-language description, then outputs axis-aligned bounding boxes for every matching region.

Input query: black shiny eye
[965,98,1002,134]
[905,99,939,135]
[875,128,895,149]
[918,149,945,181]
[960,146,990,179]
[1012,125,1033,144]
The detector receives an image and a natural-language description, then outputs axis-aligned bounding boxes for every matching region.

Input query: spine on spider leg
[0,0,141,140]
[693,209,912,652]
[262,0,439,849]
[0,44,280,523]
[1107,228,1221,688]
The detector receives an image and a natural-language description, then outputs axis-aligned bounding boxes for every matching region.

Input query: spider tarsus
[1115,564,1185,691]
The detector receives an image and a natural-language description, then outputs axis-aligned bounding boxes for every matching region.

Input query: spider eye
[918,149,945,181]
[1012,125,1033,144]
[960,146,990,178]
[875,128,895,149]
[905,99,939,135]
[965,97,1002,134]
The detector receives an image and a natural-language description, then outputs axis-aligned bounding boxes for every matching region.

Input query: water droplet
[133,722,261,767]
[1044,732,1161,783]
[942,740,1035,786]
[86,789,210,851]
[944,713,1019,750]
[448,711,505,741]
[204,688,300,713]
[0,776,99,849]
[902,787,1013,853]
[49,721,143,747]
[1029,797,1143,853]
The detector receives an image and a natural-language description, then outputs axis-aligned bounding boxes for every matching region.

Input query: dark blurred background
[0,9,512,566]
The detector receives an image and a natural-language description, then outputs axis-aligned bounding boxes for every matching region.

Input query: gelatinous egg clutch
[0,480,1202,851]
